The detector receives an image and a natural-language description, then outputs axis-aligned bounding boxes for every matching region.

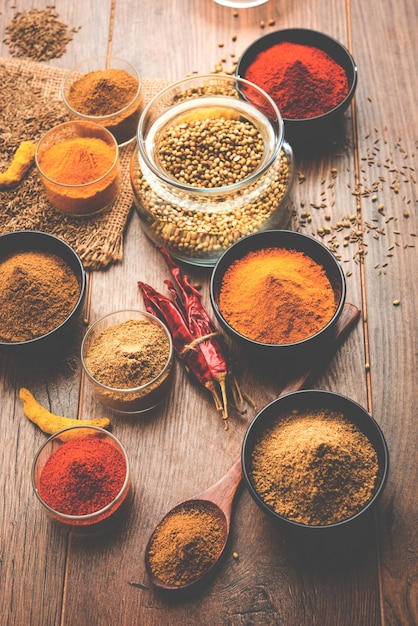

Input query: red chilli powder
[244,41,349,119]
[39,436,126,516]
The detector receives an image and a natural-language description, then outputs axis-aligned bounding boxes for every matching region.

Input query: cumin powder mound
[147,502,224,587]
[67,69,139,117]
[250,409,379,525]
[84,319,170,389]
[0,250,80,342]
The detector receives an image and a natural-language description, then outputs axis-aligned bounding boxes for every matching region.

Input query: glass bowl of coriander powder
[81,310,174,414]
[241,389,389,538]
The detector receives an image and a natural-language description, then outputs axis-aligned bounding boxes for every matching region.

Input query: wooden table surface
[1,1,417,625]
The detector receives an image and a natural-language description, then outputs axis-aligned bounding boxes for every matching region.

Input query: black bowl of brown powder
[0,230,86,353]
[242,389,388,538]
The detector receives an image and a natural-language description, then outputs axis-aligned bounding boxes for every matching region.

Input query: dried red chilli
[138,249,247,428]
[159,247,233,412]
[138,280,224,416]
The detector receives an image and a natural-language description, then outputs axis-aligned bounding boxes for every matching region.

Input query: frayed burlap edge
[0,57,169,270]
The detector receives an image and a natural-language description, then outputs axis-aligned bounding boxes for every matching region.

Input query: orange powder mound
[218,247,337,344]
[39,137,115,184]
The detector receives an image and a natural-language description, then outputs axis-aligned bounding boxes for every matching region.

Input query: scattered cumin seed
[4,7,80,62]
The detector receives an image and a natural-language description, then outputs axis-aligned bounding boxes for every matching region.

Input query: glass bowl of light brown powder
[0,230,86,354]
[241,389,389,537]
[81,309,174,414]
[62,56,143,147]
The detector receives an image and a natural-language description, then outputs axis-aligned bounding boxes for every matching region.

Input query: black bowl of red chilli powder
[0,230,86,354]
[241,390,389,539]
[236,29,358,149]
[210,229,346,360]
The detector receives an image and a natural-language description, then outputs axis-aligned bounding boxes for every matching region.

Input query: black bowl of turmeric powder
[210,229,346,359]
[241,389,389,536]
[0,230,86,353]
[236,28,358,150]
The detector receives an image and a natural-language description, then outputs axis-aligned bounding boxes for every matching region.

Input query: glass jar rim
[136,74,284,196]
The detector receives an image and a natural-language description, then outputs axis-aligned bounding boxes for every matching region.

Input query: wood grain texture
[0,0,416,624]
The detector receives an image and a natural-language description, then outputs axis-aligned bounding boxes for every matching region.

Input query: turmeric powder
[37,135,119,215]
[218,247,337,344]
[19,387,111,437]
[0,141,36,189]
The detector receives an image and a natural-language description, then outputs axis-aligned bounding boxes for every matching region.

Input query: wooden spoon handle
[192,302,360,523]
[278,302,360,396]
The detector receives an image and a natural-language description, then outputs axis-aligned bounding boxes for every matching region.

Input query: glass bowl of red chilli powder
[0,230,86,355]
[236,29,358,149]
[241,390,389,541]
[32,425,132,535]
[62,56,143,147]
[210,229,346,359]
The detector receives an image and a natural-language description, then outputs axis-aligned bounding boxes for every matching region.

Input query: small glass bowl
[131,74,294,267]
[32,425,132,535]
[62,56,143,147]
[213,0,268,6]
[35,120,120,216]
[81,310,174,414]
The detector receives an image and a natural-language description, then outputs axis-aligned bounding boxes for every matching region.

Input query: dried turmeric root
[0,141,36,189]
[19,387,111,436]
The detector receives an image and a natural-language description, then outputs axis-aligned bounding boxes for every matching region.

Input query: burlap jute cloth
[0,58,169,270]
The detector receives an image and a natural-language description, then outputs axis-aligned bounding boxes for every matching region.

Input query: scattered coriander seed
[365,363,370,371]
[392,299,400,306]
[232,551,239,559]
[403,210,410,218]
[259,21,266,28]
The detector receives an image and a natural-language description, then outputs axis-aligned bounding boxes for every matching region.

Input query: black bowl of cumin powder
[242,390,389,549]
[0,230,86,354]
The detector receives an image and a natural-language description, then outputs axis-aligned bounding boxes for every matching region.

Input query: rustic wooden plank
[61,1,380,625]
[1,0,416,624]
[0,3,112,626]
[350,1,418,625]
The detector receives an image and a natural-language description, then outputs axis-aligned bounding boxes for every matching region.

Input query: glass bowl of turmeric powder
[241,389,389,540]
[236,29,358,150]
[0,230,86,354]
[210,229,346,359]
[35,120,120,216]
[62,56,143,147]
[32,425,132,535]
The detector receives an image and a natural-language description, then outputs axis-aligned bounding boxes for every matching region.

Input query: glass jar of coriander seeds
[130,74,294,267]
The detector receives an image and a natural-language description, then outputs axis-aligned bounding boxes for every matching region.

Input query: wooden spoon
[145,302,360,592]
